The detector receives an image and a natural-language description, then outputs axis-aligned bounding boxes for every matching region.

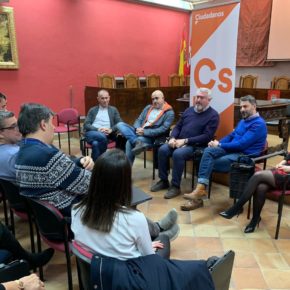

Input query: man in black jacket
[83,89,122,161]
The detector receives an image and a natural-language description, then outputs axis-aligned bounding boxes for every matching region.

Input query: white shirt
[143,108,162,127]
[92,107,110,129]
[71,206,154,260]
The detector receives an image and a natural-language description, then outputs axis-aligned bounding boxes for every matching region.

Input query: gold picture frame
[0,6,19,69]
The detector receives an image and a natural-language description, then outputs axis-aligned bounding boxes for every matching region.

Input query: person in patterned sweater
[15,103,94,217]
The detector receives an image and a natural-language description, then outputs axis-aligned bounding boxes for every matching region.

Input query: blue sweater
[15,138,91,211]
[220,114,267,156]
[171,106,219,146]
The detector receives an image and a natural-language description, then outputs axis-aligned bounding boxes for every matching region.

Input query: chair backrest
[239,74,258,88]
[271,76,290,90]
[97,73,116,88]
[57,108,80,126]
[26,198,68,241]
[146,74,160,87]
[0,179,26,211]
[168,74,182,86]
[123,73,140,88]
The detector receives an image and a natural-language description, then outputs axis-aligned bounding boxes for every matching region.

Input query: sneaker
[158,208,178,230]
[150,179,169,192]
[132,141,148,155]
[161,223,180,241]
[164,186,181,199]
[180,199,204,211]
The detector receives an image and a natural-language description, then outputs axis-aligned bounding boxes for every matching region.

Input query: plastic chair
[26,198,73,290]
[54,108,81,155]
[0,179,35,253]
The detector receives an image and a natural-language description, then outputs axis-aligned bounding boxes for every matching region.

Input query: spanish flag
[178,29,190,76]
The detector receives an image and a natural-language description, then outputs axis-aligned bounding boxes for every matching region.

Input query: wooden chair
[97,74,116,88]
[271,76,290,90]
[168,74,182,86]
[145,74,160,87]
[124,73,140,88]
[239,75,258,88]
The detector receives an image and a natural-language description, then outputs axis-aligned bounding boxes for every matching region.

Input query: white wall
[235,62,290,88]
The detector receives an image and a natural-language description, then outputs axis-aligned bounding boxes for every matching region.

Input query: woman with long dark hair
[71,149,167,259]
[220,153,290,233]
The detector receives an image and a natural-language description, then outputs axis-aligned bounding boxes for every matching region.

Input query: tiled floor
[3,134,289,290]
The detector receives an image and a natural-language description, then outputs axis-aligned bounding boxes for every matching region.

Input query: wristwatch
[15,280,24,290]
[184,138,188,145]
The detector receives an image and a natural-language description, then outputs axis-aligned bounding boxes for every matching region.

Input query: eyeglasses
[0,124,18,131]
[151,97,159,101]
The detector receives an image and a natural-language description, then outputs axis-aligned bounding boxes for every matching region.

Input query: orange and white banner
[189,3,240,138]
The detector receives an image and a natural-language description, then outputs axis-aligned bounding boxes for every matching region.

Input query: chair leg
[275,195,285,239]
[10,209,15,236]
[35,227,44,281]
[207,174,212,199]
[64,242,73,290]
[58,133,61,149]
[2,197,9,227]
[75,257,84,290]
[191,161,195,189]
[184,161,187,178]
[144,151,146,168]
[67,131,71,155]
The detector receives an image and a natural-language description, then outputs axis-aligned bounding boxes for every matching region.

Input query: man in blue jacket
[182,95,267,211]
[116,90,174,164]
[151,88,219,199]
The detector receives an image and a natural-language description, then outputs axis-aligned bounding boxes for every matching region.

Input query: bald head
[151,90,165,109]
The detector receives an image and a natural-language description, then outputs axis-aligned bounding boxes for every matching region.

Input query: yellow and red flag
[178,29,190,76]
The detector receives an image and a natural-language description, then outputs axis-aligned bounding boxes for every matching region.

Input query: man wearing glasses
[0,93,8,111]
[151,88,219,200]
[116,90,174,164]
[0,111,22,183]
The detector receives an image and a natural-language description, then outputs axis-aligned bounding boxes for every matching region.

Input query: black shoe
[244,217,261,234]
[164,186,181,199]
[219,207,243,219]
[132,141,147,155]
[151,180,169,192]
[28,248,55,269]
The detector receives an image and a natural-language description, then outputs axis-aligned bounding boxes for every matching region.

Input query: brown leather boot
[183,183,207,200]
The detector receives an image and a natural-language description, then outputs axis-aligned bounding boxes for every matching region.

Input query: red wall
[0,0,189,115]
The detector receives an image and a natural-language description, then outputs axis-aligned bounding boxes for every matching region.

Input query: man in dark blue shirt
[151,88,220,199]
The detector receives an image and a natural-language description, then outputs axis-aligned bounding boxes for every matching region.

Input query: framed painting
[0,6,19,69]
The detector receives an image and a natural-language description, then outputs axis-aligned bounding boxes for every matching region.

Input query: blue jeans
[198,146,241,186]
[84,130,108,161]
[117,122,154,164]
[158,144,197,188]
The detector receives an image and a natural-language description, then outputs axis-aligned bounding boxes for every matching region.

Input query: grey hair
[240,95,256,105]
[0,111,14,129]
[18,103,54,136]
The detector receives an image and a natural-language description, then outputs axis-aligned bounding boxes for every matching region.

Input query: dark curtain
[237,0,273,66]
